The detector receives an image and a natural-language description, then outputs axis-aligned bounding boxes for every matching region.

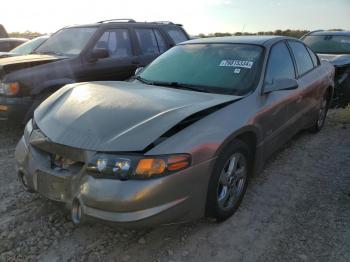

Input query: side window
[166,28,188,44]
[288,41,314,76]
[154,29,167,53]
[94,29,133,59]
[135,29,160,55]
[306,46,319,67]
[265,42,296,84]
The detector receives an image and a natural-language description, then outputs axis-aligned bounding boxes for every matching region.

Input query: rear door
[82,28,138,81]
[132,27,169,67]
[287,40,323,128]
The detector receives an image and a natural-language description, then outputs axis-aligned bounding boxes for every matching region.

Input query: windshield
[139,43,264,95]
[11,36,48,55]
[303,35,350,54]
[35,27,96,56]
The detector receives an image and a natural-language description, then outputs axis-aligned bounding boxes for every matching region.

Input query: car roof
[308,30,350,36]
[66,20,183,29]
[181,35,296,47]
[0,38,28,42]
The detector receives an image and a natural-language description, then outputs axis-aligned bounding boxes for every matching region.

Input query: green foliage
[196,29,310,39]
[8,31,43,39]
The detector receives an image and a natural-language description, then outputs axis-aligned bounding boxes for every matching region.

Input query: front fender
[32,78,76,96]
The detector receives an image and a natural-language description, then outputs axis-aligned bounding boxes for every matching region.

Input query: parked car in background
[0,24,8,38]
[0,35,49,58]
[302,30,350,107]
[0,19,189,123]
[0,38,28,52]
[15,36,334,226]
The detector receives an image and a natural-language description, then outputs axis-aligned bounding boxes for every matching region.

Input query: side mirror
[263,78,298,94]
[135,67,144,76]
[89,48,109,62]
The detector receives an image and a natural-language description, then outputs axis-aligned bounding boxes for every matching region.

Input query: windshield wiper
[135,77,230,94]
[152,81,214,93]
[135,76,154,85]
[32,51,65,56]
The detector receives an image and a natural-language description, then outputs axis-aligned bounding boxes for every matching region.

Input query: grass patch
[333,106,350,124]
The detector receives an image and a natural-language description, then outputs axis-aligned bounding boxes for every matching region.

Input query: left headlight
[87,154,191,180]
[0,82,20,96]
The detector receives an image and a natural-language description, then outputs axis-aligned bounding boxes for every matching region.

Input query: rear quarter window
[166,28,188,44]
[306,46,319,67]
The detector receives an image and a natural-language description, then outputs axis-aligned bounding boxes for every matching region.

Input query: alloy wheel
[217,152,248,211]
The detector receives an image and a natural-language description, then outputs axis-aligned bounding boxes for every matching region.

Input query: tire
[205,139,253,222]
[18,171,35,193]
[309,92,330,133]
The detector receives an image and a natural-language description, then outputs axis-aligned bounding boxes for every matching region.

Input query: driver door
[82,28,138,82]
[257,41,300,158]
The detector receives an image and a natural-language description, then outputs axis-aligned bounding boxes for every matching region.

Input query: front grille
[30,129,86,163]
[36,170,70,201]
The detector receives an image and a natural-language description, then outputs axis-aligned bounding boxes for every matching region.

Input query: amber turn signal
[135,154,191,177]
[136,158,167,177]
[9,83,20,95]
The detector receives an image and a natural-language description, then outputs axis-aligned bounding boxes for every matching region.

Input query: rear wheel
[310,93,329,133]
[206,140,253,222]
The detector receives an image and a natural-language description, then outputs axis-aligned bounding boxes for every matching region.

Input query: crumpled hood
[0,54,65,75]
[34,81,240,152]
[318,54,350,67]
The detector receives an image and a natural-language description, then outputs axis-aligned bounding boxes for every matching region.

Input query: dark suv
[0,19,189,123]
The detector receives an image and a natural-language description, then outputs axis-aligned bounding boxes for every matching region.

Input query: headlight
[87,154,191,180]
[0,82,20,96]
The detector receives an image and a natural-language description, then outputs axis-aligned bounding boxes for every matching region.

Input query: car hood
[317,53,350,67]
[34,81,240,152]
[0,54,66,75]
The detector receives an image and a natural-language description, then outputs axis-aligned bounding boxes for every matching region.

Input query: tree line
[196,29,343,39]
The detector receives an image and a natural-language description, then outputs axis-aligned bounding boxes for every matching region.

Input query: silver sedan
[15,36,334,226]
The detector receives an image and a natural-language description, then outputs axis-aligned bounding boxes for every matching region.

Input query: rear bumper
[0,96,33,121]
[15,135,215,227]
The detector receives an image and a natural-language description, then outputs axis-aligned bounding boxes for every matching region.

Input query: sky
[1,0,350,35]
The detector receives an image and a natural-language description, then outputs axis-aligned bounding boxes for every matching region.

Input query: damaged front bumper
[15,126,214,227]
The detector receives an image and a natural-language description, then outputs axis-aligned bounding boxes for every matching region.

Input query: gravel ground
[0,109,349,262]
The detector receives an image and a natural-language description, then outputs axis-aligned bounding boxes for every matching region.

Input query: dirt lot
[0,109,350,262]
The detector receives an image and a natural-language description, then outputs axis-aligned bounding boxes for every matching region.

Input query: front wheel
[206,140,253,222]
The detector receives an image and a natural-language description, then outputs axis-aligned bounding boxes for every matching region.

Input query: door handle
[131,61,140,65]
[296,96,303,104]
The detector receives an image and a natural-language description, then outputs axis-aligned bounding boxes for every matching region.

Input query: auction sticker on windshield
[220,60,254,69]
